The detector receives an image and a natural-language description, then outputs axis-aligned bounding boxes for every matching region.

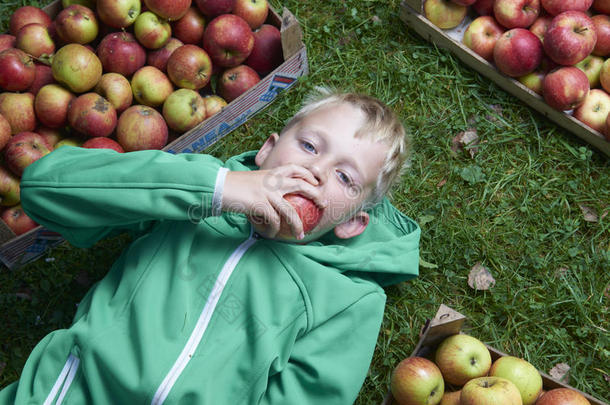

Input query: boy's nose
[307,163,326,185]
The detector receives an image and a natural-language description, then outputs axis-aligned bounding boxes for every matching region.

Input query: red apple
[82,137,124,152]
[424,0,467,29]
[171,7,206,44]
[573,89,610,132]
[529,15,553,43]
[9,6,52,36]
[233,0,269,30]
[543,66,589,110]
[390,357,444,405]
[1,205,38,235]
[0,92,36,134]
[143,0,192,21]
[0,35,16,53]
[0,166,21,206]
[34,84,76,129]
[162,88,206,132]
[35,126,64,149]
[0,48,36,92]
[54,5,99,45]
[541,0,593,15]
[27,64,55,95]
[493,28,543,77]
[463,16,505,61]
[134,11,172,49]
[203,14,255,67]
[195,0,234,17]
[278,193,323,237]
[460,377,522,405]
[452,0,476,5]
[592,15,610,57]
[245,24,283,76]
[494,0,540,29]
[536,388,591,405]
[593,0,610,13]
[52,44,102,93]
[575,55,604,88]
[203,94,226,118]
[166,44,212,89]
[473,0,494,15]
[97,0,141,29]
[146,37,184,73]
[0,114,10,151]
[4,132,52,177]
[68,93,118,138]
[131,66,174,107]
[600,58,610,92]
[15,23,55,58]
[544,11,597,66]
[97,32,147,77]
[439,391,461,405]
[218,64,260,102]
[116,105,168,151]
[94,73,133,113]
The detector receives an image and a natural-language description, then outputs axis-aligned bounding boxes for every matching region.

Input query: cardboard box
[399,0,610,159]
[0,1,308,270]
[381,305,608,405]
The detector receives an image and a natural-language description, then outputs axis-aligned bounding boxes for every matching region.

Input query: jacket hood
[225,151,421,287]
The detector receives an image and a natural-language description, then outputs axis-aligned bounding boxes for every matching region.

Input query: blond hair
[281,87,410,210]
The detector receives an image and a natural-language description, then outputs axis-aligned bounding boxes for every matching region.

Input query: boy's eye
[337,171,352,185]
[301,141,316,153]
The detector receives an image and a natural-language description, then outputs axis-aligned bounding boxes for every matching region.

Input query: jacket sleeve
[20,146,226,248]
[259,291,387,405]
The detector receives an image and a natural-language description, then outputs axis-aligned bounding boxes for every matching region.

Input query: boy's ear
[334,211,369,239]
[255,133,279,167]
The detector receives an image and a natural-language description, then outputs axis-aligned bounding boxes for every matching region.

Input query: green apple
[130,66,173,107]
[55,137,83,148]
[576,55,604,89]
[134,11,171,49]
[424,0,467,30]
[460,377,522,405]
[391,356,444,405]
[434,334,492,386]
[489,356,542,405]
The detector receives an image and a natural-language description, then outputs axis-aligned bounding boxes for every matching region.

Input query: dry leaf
[579,204,598,223]
[372,15,381,24]
[468,263,496,291]
[549,363,570,383]
[486,104,504,123]
[555,267,569,278]
[452,128,479,158]
[437,178,447,188]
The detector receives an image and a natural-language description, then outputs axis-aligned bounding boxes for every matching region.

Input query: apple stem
[575,27,589,34]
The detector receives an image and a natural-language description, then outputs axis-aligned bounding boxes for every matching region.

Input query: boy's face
[254,102,389,242]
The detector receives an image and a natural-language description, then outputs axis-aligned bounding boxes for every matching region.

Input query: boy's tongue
[279,193,323,236]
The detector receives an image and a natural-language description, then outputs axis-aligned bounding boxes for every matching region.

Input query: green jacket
[0,147,420,404]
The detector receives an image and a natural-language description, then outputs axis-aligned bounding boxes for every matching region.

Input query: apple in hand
[218,64,260,102]
[233,0,269,30]
[15,23,55,58]
[4,132,52,177]
[592,15,610,57]
[0,92,36,135]
[1,205,38,235]
[390,356,444,405]
[494,0,540,29]
[488,356,542,405]
[9,6,52,36]
[54,5,99,45]
[97,0,141,29]
[52,44,102,93]
[434,334,492,386]
[0,48,36,92]
[573,89,610,133]
[203,14,255,67]
[493,28,543,77]
[116,105,169,151]
[134,11,172,49]
[82,137,124,152]
[162,88,206,133]
[131,66,174,107]
[68,93,118,138]
[97,32,147,77]
[460,377,522,405]
[575,55,604,88]
[541,0,593,15]
[543,67,589,110]
[462,16,504,61]
[0,166,20,206]
[34,84,76,129]
[536,388,591,405]
[424,0,467,30]
[94,73,133,113]
[544,11,597,66]
[246,24,283,76]
[172,7,206,44]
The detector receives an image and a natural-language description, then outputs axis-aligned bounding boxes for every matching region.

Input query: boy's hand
[222,165,326,240]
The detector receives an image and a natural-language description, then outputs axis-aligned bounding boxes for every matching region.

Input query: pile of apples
[0,0,284,236]
[390,333,592,405]
[424,0,610,141]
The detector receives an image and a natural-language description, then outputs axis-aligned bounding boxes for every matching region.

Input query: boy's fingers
[274,197,304,239]
[277,164,319,186]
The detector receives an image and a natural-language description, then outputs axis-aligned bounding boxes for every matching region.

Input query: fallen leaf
[468,263,496,291]
[451,128,479,158]
[372,15,381,24]
[555,267,569,278]
[579,204,598,223]
[549,363,570,383]
[436,178,447,188]
[486,104,504,123]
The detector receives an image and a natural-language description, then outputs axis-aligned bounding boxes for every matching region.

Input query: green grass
[1,0,609,403]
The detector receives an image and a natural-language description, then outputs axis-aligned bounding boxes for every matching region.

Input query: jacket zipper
[150,232,258,405]
[43,354,80,405]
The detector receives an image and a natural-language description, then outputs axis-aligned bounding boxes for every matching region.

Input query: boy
[0,88,420,404]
